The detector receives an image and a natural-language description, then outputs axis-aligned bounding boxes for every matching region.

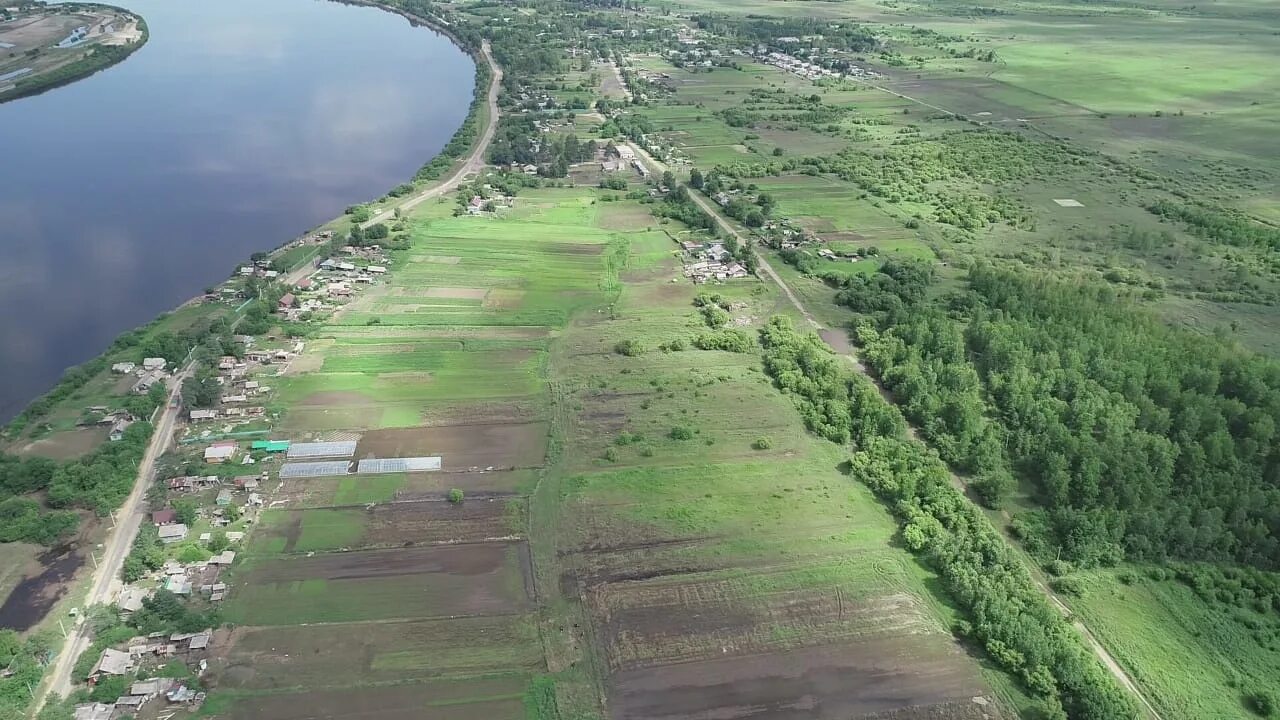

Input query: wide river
[0,0,473,421]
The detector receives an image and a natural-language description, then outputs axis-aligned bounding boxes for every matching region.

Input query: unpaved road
[279,39,501,290]
[628,141,1163,720]
[365,39,502,227]
[34,361,194,711]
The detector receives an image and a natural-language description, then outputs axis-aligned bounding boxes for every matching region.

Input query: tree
[689,168,704,189]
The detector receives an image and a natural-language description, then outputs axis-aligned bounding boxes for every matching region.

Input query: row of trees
[758,315,1138,720]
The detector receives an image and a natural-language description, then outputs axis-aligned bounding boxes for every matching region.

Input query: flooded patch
[0,544,85,631]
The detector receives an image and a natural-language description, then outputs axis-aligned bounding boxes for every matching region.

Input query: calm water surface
[0,0,473,420]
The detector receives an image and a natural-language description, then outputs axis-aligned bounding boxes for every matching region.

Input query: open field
[629,0,1280,354]
[1064,568,1280,720]
[533,217,1013,718]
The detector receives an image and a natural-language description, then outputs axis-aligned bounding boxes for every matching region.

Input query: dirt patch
[275,500,521,549]
[423,287,490,300]
[16,426,108,461]
[355,422,549,471]
[298,391,376,407]
[413,255,462,264]
[818,328,855,355]
[607,634,996,720]
[591,575,934,671]
[217,616,539,692]
[549,242,605,256]
[483,289,525,310]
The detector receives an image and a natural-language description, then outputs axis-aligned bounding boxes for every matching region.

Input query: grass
[1066,568,1280,720]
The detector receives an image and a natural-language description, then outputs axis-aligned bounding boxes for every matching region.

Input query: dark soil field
[255,498,522,552]
[216,616,542,690]
[224,541,535,625]
[607,635,995,720]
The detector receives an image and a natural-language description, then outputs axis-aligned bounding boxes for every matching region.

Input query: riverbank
[5,0,497,714]
[0,3,148,104]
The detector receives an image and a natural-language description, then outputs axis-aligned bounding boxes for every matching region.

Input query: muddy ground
[608,634,996,720]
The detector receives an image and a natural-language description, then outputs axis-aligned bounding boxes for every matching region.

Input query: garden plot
[223,541,534,625]
[215,615,542,691]
[250,499,522,554]
[216,679,526,720]
[607,634,995,720]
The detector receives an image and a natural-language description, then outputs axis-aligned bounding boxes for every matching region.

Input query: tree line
[758,315,1138,720]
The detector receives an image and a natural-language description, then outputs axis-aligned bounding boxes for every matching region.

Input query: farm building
[108,417,133,442]
[88,649,133,679]
[73,703,115,720]
[142,357,166,372]
[151,509,177,525]
[131,371,164,394]
[110,362,135,374]
[278,293,296,309]
[189,409,218,421]
[250,439,290,453]
[204,443,236,463]
[115,586,151,614]
[215,489,233,506]
[158,524,189,544]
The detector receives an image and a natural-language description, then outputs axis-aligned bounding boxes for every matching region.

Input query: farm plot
[534,219,1007,718]
[216,615,542,691]
[224,541,534,625]
[213,678,526,720]
[249,499,522,554]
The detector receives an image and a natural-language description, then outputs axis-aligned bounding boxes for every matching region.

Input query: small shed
[151,509,177,526]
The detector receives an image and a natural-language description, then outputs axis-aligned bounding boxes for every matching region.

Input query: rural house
[151,509,177,525]
[73,703,115,720]
[278,293,296,309]
[204,443,236,463]
[88,649,133,680]
[141,357,166,372]
[158,523,189,544]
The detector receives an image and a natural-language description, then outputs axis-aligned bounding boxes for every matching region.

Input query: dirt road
[365,39,502,227]
[627,141,1163,720]
[277,40,501,291]
[34,361,194,711]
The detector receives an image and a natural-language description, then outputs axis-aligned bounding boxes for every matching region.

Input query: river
[0,0,474,421]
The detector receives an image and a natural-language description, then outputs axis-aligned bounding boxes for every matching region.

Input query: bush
[669,426,694,440]
[752,437,773,450]
[1049,576,1086,597]
[694,330,753,353]
[447,488,464,504]
[614,339,644,356]
[603,448,619,463]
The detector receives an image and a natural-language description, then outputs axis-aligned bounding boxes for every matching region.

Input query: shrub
[447,488,464,504]
[614,339,644,356]
[669,426,694,440]
[603,448,619,463]
[752,437,773,450]
[1049,576,1086,597]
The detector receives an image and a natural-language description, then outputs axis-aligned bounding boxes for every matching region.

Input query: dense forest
[841,261,1280,571]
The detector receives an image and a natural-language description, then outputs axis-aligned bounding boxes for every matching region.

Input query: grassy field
[628,0,1280,354]
[1065,568,1280,720]
[619,0,1280,715]
[206,188,656,720]
[530,206,1023,718]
